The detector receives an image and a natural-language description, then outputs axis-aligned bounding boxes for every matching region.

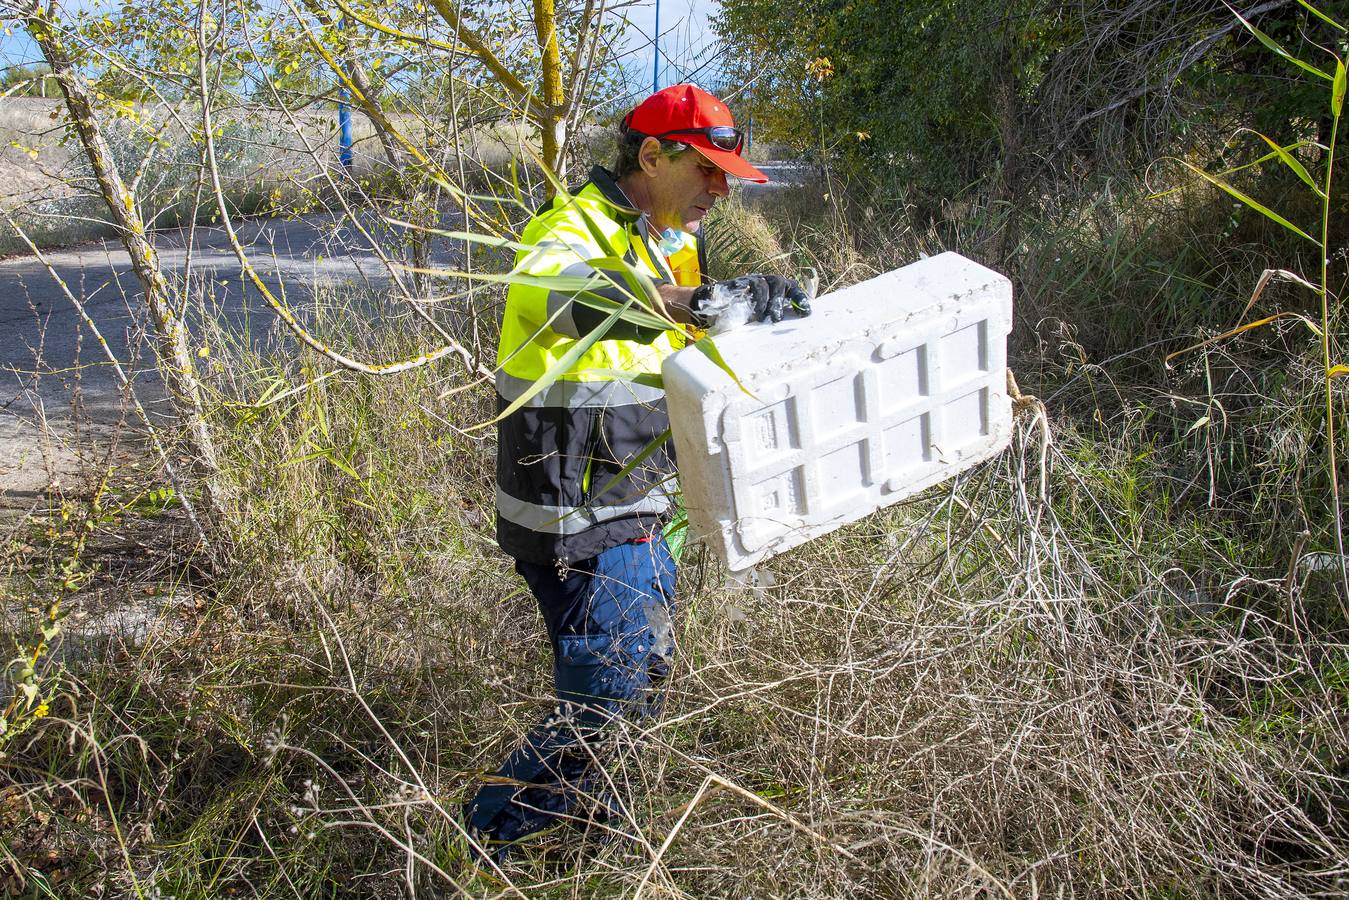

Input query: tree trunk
[533,0,567,183]
[25,1,229,526]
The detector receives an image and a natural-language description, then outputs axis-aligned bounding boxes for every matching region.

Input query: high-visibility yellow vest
[494,166,702,564]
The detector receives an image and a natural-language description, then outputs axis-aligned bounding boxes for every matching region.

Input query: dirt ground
[0,97,78,203]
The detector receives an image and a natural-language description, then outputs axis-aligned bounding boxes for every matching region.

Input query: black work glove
[689,274,813,333]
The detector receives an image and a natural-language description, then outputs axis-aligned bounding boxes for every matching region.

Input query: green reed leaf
[475,299,632,429]
[1178,160,1316,242]
[1248,130,1325,196]
[1334,58,1346,118]
[586,427,673,505]
[693,336,755,400]
[1296,0,1346,32]
[1230,3,1333,80]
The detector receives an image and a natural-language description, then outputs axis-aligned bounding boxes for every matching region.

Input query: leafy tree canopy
[715,0,1349,203]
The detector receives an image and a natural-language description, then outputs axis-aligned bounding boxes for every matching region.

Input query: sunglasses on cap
[643,126,745,153]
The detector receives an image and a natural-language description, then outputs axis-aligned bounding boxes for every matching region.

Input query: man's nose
[709,169,729,197]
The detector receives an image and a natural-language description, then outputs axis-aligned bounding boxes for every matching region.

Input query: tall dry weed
[2,166,1346,897]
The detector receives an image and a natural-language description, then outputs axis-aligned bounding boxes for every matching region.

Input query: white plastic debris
[663,252,1013,571]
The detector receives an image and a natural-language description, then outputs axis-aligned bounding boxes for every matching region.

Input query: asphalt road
[0,213,447,503]
[0,166,810,505]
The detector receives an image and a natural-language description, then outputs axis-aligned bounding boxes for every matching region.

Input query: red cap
[623,84,767,183]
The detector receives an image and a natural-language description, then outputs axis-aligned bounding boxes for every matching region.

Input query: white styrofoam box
[662,252,1013,571]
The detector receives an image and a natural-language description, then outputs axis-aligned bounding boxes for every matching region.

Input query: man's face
[647,146,730,233]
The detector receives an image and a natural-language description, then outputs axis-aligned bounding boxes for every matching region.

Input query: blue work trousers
[465,537,677,845]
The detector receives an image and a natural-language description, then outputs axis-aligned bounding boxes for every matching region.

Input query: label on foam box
[662,252,1013,571]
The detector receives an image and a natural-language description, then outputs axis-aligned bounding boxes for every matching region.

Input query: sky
[621,0,724,92]
[0,20,38,67]
[0,0,724,90]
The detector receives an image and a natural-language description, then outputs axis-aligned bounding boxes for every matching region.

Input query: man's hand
[689,274,813,333]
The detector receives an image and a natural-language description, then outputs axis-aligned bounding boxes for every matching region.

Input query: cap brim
[692,144,768,183]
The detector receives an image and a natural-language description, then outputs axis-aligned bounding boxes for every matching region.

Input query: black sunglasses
[645,126,745,153]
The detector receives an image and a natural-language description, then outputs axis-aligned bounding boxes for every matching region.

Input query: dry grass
[0,72,1346,894]
[0,95,532,257]
[2,247,1345,898]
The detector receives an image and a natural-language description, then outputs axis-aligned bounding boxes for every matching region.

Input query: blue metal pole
[338,16,353,171]
[652,0,660,94]
[747,85,753,154]
[338,103,353,171]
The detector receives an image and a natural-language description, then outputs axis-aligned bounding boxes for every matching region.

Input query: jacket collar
[586,165,642,223]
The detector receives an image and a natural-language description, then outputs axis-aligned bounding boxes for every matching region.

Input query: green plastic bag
[663,486,688,563]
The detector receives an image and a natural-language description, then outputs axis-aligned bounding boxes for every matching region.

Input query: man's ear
[638,136,663,177]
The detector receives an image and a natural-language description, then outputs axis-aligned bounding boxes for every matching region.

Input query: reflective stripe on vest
[495,483,673,535]
[494,167,681,562]
[496,370,665,408]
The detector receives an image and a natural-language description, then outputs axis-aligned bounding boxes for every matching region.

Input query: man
[463,83,811,859]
